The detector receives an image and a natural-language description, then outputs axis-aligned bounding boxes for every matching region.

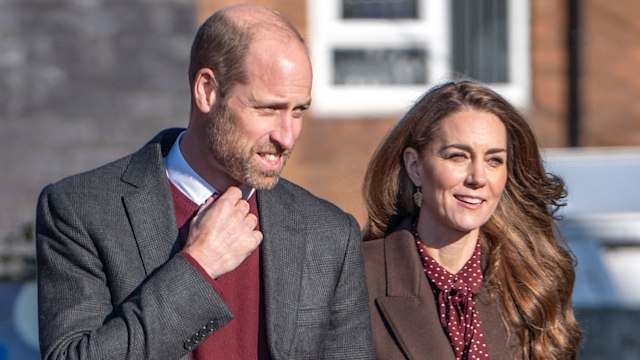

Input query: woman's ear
[403,147,423,187]
[193,68,217,113]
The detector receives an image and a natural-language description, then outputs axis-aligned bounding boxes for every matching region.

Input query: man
[36,4,373,359]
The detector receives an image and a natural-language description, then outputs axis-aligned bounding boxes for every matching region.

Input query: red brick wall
[529,0,570,148]
[529,0,640,147]
[581,0,640,146]
[282,117,396,226]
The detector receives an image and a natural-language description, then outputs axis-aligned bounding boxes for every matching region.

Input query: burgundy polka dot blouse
[412,224,489,360]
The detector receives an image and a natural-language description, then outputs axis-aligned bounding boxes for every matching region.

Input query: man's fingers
[196,186,249,219]
[245,212,258,228]
[235,199,251,215]
[253,230,263,244]
[217,186,242,202]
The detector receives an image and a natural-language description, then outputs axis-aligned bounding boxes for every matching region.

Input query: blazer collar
[121,128,184,275]
[376,218,519,360]
[256,183,306,357]
[377,219,455,360]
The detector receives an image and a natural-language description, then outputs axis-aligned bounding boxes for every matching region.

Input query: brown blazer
[363,219,523,360]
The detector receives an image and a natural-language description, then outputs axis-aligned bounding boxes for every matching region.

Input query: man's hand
[183,186,263,278]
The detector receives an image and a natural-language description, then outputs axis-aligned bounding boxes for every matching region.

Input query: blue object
[0,282,39,360]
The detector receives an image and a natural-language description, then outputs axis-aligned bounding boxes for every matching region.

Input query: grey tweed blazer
[36,128,373,360]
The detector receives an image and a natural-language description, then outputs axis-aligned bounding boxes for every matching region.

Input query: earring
[413,187,423,208]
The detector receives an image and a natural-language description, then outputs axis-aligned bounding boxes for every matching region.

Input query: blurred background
[1,0,639,358]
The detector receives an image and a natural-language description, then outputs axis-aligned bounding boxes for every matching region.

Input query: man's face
[205,36,312,190]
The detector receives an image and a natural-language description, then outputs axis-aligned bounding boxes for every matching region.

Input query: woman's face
[405,109,508,239]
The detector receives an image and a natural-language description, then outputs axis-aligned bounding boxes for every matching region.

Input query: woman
[362,80,581,360]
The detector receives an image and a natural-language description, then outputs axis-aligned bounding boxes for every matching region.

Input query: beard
[205,101,292,190]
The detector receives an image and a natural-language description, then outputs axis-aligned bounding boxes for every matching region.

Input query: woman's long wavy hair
[363,80,581,359]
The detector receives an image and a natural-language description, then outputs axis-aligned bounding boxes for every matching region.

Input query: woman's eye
[447,153,466,161]
[488,157,505,166]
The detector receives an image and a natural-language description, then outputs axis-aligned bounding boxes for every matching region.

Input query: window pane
[333,48,427,85]
[342,0,418,19]
[451,0,509,83]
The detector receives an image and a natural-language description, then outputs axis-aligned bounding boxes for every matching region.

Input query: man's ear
[193,68,217,113]
[403,147,423,187]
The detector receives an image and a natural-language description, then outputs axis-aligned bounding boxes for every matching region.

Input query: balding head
[224,4,305,42]
[188,4,306,103]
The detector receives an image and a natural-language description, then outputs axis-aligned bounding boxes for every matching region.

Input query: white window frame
[307,0,530,118]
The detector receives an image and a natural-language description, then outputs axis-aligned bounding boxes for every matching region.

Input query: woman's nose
[465,160,487,188]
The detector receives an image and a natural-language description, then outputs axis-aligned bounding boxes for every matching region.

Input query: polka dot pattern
[412,223,489,360]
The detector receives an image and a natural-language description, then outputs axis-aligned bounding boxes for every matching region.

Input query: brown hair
[363,79,581,359]
[188,5,305,103]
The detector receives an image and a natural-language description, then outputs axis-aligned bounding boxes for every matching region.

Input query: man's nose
[271,113,297,150]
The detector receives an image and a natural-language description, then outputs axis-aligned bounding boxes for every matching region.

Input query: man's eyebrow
[298,99,312,108]
[249,96,311,109]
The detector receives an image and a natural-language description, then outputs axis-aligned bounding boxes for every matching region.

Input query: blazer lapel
[375,225,455,360]
[257,184,305,358]
[121,129,182,275]
[475,287,521,359]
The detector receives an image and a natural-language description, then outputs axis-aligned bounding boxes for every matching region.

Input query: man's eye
[292,107,307,118]
[258,107,277,115]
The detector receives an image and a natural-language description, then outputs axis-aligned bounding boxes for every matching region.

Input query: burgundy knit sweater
[171,183,269,359]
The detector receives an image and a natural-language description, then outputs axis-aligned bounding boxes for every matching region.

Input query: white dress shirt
[164,131,255,205]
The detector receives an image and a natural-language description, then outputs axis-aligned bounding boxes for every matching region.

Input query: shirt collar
[164,131,255,205]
